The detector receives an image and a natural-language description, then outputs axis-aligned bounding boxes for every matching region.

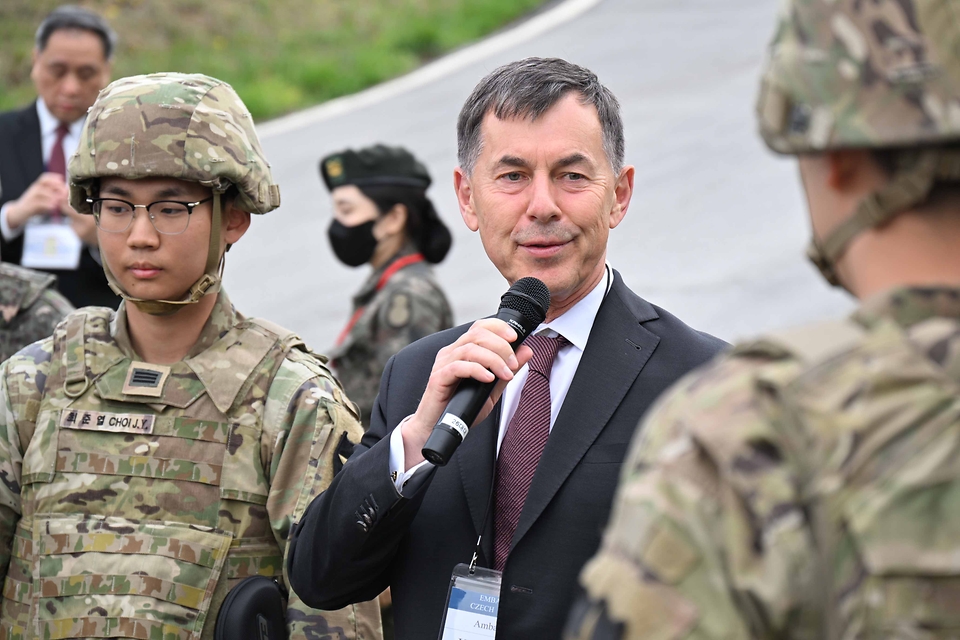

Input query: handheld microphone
[421,277,550,466]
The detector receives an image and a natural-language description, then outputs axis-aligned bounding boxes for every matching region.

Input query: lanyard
[335,253,425,346]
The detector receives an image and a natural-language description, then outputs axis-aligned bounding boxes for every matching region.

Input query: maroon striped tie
[47,123,70,221]
[492,333,568,571]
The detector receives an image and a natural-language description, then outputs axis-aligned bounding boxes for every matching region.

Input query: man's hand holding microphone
[400,278,550,469]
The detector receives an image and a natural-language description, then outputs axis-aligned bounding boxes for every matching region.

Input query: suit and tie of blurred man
[287,57,727,640]
[0,5,119,309]
[567,1,960,638]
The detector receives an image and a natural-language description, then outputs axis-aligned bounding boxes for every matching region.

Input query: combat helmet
[756,0,960,285]
[69,72,281,314]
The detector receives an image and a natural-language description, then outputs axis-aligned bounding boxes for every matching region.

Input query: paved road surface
[224,0,855,353]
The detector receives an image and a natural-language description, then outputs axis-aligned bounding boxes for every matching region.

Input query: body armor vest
[738,313,960,638]
[1,307,304,640]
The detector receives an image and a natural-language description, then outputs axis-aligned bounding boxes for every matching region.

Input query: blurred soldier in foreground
[322,144,453,429]
[0,263,73,362]
[567,0,960,638]
[0,73,380,639]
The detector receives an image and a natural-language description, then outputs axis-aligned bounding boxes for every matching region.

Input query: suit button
[355,519,369,533]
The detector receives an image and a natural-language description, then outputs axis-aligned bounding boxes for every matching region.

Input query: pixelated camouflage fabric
[758,0,960,153]
[569,287,960,640]
[0,291,381,639]
[0,264,73,363]
[68,73,279,215]
[329,244,453,428]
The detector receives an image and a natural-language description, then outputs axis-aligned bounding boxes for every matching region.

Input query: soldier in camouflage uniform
[566,1,960,638]
[0,73,381,640]
[0,263,73,362]
[321,145,453,428]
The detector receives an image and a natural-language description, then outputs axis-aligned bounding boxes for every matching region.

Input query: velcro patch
[60,409,155,435]
[122,362,171,398]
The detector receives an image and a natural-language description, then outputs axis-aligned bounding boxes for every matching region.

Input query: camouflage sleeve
[0,339,52,583]
[342,279,450,426]
[262,354,382,640]
[566,354,820,640]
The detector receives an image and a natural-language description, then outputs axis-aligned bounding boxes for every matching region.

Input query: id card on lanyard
[440,564,501,639]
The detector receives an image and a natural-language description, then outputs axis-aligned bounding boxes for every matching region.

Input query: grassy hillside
[0,0,547,120]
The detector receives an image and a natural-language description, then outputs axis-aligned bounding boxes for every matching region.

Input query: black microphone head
[499,277,550,328]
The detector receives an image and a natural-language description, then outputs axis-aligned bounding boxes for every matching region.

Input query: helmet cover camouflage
[69,72,280,214]
[757,0,960,154]
[67,73,280,315]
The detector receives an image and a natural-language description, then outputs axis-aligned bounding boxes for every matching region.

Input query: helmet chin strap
[103,191,224,316]
[807,151,960,290]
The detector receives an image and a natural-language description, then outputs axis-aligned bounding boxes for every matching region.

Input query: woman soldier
[321,144,454,428]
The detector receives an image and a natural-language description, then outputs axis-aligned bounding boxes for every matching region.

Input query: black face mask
[327,219,378,267]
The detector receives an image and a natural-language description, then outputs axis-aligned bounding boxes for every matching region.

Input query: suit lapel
[510,275,660,549]
[453,402,500,562]
[16,103,44,180]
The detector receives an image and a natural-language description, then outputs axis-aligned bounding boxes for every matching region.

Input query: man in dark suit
[0,6,118,308]
[288,58,727,639]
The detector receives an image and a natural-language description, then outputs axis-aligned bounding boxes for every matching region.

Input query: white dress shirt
[389,265,614,490]
[0,98,85,241]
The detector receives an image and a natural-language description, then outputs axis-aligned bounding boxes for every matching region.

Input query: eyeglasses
[87,197,213,235]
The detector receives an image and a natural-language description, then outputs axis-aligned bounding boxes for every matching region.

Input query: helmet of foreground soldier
[69,72,281,315]
[756,0,960,286]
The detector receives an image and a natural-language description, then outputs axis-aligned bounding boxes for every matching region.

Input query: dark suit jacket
[288,271,726,639]
[0,102,119,309]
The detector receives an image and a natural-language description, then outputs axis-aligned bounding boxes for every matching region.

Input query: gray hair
[457,57,625,175]
[36,5,117,60]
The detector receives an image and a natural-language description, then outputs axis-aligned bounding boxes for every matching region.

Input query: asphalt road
[224,0,855,354]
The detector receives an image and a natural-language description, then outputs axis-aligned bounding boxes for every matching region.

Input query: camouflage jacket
[568,287,960,640]
[0,264,74,363]
[0,291,381,640]
[328,244,452,428]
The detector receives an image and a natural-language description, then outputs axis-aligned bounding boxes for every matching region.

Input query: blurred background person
[0,262,73,361]
[321,145,453,640]
[0,5,119,309]
[321,144,454,428]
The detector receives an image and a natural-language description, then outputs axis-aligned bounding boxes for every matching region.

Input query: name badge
[440,563,500,640]
[21,222,82,270]
[60,409,155,435]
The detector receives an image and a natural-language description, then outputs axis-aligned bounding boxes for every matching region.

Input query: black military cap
[320,144,432,191]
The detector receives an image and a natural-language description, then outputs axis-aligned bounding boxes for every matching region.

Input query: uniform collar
[113,291,241,360]
[352,241,421,307]
[853,286,960,330]
[535,264,612,353]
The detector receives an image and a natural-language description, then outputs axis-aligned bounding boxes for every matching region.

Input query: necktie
[47,123,70,221]
[492,333,568,571]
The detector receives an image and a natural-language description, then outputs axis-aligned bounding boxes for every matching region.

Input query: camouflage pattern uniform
[0,73,382,639]
[329,243,452,428]
[0,264,73,362]
[566,1,960,638]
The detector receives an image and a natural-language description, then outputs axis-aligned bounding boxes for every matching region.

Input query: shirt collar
[36,97,85,138]
[536,264,612,352]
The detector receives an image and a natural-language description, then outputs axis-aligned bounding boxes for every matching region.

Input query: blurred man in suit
[0,5,118,308]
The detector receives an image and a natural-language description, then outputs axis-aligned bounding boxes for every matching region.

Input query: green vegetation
[0,0,547,120]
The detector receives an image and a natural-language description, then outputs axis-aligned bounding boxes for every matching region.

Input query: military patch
[122,362,171,398]
[60,409,155,434]
[325,158,345,183]
[386,292,411,328]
